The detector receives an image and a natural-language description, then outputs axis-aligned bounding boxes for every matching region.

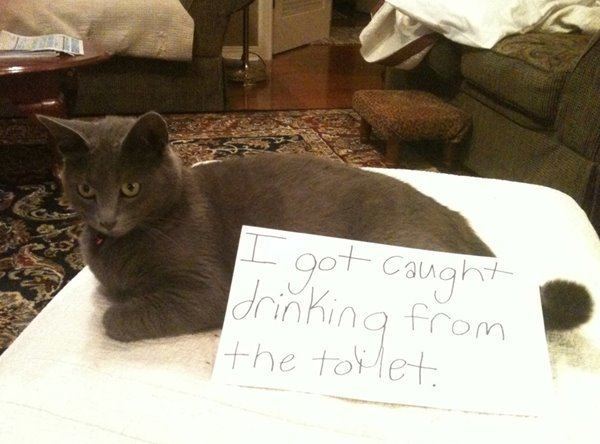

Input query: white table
[1,169,599,443]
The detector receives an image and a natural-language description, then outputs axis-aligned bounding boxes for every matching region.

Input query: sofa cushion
[424,38,462,83]
[556,31,600,161]
[461,33,591,125]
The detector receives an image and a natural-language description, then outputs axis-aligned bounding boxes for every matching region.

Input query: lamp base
[227,60,268,86]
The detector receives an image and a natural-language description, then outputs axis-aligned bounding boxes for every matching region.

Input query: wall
[224,1,259,46]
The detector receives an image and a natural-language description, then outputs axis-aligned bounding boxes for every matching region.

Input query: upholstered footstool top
[353,90,472,168]
[352,90,471,143]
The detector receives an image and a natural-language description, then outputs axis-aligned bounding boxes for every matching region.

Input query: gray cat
[37,112,592,342]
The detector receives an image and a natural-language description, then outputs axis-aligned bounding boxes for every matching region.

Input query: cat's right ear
[36,115,89,158]
[122,111,169,159]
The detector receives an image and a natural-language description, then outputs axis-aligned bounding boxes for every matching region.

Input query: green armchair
[385,31,600,233]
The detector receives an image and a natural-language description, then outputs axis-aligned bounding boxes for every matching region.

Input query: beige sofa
[0,0,254,115]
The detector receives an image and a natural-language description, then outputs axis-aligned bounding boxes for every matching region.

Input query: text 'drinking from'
[212,226,552,416]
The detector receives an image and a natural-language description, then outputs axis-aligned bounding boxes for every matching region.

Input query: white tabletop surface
[1,168,599,443]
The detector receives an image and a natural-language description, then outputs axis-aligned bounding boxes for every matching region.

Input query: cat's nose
[100,220,116,230]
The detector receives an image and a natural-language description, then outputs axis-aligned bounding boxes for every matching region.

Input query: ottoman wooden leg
[385,138,401,166]
[442,142,460,171]
[359,118,372,143]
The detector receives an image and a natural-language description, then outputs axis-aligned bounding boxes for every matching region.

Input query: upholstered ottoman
[353,90,471,169]
[1,169,599,443]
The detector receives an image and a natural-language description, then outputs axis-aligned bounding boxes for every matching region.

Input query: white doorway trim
[257,0,273,61]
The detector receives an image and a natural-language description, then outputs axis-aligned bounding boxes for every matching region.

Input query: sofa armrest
[186,0,255,58]
[556,30,600,162]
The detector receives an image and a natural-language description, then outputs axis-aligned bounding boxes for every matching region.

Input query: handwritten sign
[212,226,553,416]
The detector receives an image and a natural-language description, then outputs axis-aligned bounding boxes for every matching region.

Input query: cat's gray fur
[37,112,592,341]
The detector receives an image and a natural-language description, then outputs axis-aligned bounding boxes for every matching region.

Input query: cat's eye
[121,182,141,197]
[77,183,95,199]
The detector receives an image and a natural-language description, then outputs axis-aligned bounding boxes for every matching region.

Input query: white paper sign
[213,226,553,416]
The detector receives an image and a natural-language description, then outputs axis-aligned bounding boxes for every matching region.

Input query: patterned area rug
[0,109,390,354]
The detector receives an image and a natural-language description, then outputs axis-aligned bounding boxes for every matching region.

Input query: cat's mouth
[92,221,131,238]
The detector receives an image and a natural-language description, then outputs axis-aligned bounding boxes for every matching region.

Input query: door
[272,0,332,54]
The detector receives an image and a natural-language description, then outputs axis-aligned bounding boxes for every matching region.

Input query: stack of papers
[0,30,84,59]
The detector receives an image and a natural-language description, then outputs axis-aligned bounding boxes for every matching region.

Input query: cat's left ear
[36,114,89,158]
[122,111,169,158]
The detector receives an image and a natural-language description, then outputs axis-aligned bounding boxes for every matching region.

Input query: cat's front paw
[102,305,150,342]
[101,287,131,304]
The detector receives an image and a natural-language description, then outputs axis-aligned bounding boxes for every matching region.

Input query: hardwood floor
[225,45,385,111]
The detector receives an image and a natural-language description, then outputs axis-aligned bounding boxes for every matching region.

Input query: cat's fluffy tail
[541,280,593,330]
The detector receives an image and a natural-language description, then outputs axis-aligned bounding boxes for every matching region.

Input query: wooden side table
[0,41,111,183]
[0,40,111,117]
